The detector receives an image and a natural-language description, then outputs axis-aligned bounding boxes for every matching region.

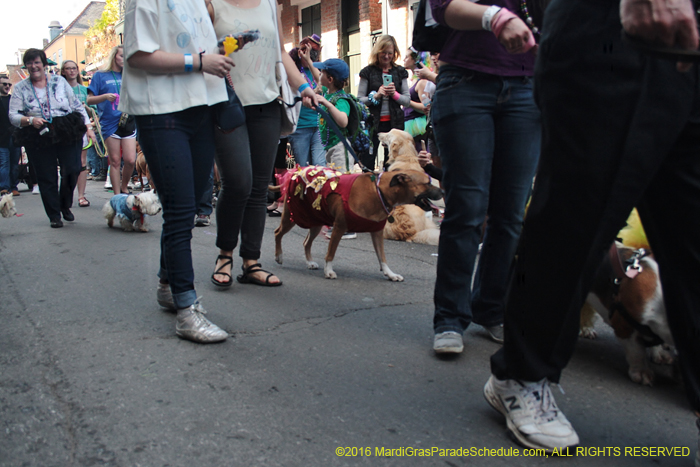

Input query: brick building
[278,0,420,94]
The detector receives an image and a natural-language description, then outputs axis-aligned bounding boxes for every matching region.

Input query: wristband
[482,5,502,32]
[392,91,400,101]
[184,53,193,72]
[298,82,311,93]
[368,91,380,106]
[199,52,204,71]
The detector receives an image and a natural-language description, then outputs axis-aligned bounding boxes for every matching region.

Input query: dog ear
[390,173,410,187]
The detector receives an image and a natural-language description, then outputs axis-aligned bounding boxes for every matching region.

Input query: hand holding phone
[382,73,393,86]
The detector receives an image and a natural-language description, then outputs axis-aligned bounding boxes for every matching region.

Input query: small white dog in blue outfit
[103,192,161,232]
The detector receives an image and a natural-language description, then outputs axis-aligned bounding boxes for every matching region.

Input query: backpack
[328,92,375,156]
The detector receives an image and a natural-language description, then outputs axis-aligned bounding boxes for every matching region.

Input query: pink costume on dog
[283,166,387,232]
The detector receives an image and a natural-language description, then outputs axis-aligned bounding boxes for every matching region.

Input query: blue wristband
[184,54,193,72]
[298,82,310,93]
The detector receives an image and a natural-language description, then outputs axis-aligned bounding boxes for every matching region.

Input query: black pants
[490,0,700,412]
[25,141,81,221]
[214,101,281,257]
[367,120,393,171]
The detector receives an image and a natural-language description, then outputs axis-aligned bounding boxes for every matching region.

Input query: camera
[39,124,50,136]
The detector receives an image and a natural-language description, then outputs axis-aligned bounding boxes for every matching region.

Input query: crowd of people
[1,0,699,461]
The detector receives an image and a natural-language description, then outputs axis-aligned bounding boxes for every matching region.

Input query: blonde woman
[61,60,91,207]
[357,35,410,170]
[87,46,136,194]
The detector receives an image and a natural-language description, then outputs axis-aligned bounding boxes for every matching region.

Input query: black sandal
[211,255,234,287]
[236,263,283,287]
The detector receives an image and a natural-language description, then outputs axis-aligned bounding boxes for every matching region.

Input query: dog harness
[608,243,664,347]
[110,194,144,226]
[285,166,388,232]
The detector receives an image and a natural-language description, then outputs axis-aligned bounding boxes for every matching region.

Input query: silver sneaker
[484,375,579,451]
[484,324,504,344]
[157,283,176,311]
[433,331,464,354]
[176,301,228,344]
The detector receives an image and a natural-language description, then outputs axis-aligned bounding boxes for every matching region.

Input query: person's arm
[317,95,349,128]
[357,78,371,105]
[299,47,321,84]
[620,0,698,71]
[393,78,411,107]
[127,50,234,77]
[407,80,429,113]
[416,67,437,83]
[8,88,27,128]
[433,0,535,53]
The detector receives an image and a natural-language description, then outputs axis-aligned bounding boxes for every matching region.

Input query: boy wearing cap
[313,58,353,173]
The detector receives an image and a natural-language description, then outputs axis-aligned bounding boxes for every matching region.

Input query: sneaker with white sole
[483,375,579,451]
[176,300,228,343]
[32,185,40,195]
[484,324,504,344]
[156,283,176,311]
[433,331,464,354]
[195,214,210,227]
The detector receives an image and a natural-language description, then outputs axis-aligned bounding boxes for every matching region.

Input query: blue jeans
[86,144,106,176]
[431,66,541,334]
[288,126,325,166]
[0,143,20,191]
[135,106,216,309]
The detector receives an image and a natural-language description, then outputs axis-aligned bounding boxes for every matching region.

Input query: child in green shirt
[313,59,354,173]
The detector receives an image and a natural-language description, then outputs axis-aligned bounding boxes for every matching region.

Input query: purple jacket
[429,0,535,76]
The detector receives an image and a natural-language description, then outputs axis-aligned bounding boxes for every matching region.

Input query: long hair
[60,60,83,85]
[100,45,123,72]
[368,35,400,68]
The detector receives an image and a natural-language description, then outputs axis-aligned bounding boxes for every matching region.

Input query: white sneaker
[433,331,464,354]
[484,375,579,451]
[176,300,228,344]
[104,179,112,189]
[32,185,40,194]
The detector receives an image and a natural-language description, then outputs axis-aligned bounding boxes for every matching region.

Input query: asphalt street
[0,180,696,467]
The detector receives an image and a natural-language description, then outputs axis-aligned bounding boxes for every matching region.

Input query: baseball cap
[313,58,349,81]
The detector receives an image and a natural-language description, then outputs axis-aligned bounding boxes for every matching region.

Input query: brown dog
[581,242,675,385]
[379,129,422,171]
[274,166,443,280]
[135,146,155,193]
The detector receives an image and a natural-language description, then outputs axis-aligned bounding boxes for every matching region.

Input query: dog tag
[388,214,395,223]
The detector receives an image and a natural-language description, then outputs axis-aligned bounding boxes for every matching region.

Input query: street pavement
[0,180,696,467]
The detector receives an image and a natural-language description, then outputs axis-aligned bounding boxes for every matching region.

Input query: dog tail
[102,200,114,220]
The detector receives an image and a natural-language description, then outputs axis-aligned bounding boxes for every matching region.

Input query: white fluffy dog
[103,192,161,232]
[0,193,17,218]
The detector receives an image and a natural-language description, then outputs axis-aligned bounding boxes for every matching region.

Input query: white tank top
[210,0,279,106]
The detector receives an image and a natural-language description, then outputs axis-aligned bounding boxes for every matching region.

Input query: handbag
[411,0,451,53]
[214,73,246,133]
[268,0,301,136]
[115,113,136,137]
[13,112,86,149]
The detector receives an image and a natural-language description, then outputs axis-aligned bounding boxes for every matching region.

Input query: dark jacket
[359,64,408,131]
[0,95,13,147]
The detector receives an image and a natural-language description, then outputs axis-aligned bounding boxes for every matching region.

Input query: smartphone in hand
[382,73,393,86]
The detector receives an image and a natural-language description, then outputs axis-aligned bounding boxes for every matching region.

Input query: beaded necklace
[30,74,52,123]
[520,0,540,37]
[319,89,346,146]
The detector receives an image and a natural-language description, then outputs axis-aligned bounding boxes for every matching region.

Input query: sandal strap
[241,263,263,274]
[214,255,234,275]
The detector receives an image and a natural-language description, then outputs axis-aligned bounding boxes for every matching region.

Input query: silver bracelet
[482,5,502,31]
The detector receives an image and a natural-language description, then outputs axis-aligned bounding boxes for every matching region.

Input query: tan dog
[379,129,422,171]
[135,147,155,193]
[383,205,440,246]
[274,166,443,280]
[581,242,675,385]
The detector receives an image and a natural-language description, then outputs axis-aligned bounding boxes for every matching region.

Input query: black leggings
[214,101,281,257]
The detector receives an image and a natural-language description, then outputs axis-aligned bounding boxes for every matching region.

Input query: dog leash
[280,97,372,173]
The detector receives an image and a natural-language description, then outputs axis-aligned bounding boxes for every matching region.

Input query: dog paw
[579,327,597,339]
[649,345,675,365]
[386,273,404,282]
[324,270,337,279]
[275,254,283,265]
[629,367,655,386]
[307,261,319,270]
